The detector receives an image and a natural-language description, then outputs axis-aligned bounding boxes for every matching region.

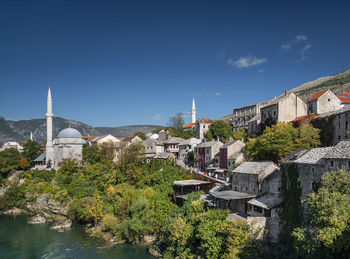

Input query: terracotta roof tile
[306,90,328,102]
[83,135,97,141]
[291,115,309,123]
[183,118,212,129]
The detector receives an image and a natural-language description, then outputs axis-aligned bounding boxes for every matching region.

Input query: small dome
[57,128,82,138]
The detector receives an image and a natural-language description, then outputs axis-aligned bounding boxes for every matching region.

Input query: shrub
[0,185,26,210]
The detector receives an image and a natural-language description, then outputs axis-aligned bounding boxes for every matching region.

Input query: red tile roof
[18,142,26,146]
[123,136,136,141]
[306,90,328,102]
[183,118,212,129]
[183,122,196,129]
[291,115,309,123]
[338,96,350,104]
[83,135,97,141]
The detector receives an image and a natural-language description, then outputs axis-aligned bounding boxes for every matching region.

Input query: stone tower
[191,97,196,123]
[46,86,54,166]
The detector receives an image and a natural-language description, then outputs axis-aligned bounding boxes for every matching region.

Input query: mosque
[35,87,84,168]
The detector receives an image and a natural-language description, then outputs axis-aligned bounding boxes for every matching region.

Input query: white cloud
[281,35,308,52]
[153,114,162,121]
[258,69,264,73]
[281,44,291,51]
[300,44,312,60]
[228,56,268,68]
[215,92,222,96]
[294,35,308,42]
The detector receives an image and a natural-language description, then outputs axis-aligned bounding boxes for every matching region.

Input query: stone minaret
[46,86,54,165]
[30,131,33,141]
[191,97,196,123]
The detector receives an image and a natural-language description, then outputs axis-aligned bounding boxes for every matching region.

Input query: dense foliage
[292,168,350,257]
[22,140,41,166]
[246,123,320,162]
[208,120,233,142]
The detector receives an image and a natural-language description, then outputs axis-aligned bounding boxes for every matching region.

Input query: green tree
[22,140,41,166]
[168,113,185,131]
[292,168,350,256]
[246,123,320,162]
[232,128,248,142]
[99,141,116,162]
[134,131,147,140]
[0,148,21,174]
[209,120,233,142]
[82,144,103,164]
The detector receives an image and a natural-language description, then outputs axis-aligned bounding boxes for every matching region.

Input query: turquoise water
[0,215,155,259]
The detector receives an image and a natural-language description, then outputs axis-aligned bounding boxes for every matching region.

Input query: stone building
[324,140,350,171]
[283,147,332,200]
[178,138,201,161]
[219,140,245,169]
[52,128,85,168]
[37,87,84,169]
[306,89,342,114]
[232,162,280,194]
[162,137,185,158]
[91,134,120,145]
[231,102,267,132]
[142,138,164,158]
[261,92,307,126]
[183,118,213,139]
[194,140,223,171]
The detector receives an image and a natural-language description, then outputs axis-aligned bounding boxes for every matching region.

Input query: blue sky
[1,0,350,127]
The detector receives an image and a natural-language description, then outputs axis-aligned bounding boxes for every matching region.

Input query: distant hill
[217,67,350,121]
[0,116,162,144]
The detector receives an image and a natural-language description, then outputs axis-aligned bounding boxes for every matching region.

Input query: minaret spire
[191,97,196,123]
[46,85,54,166]
[30,131,33,141]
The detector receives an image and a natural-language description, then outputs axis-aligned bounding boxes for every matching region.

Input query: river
[0,215,155,258]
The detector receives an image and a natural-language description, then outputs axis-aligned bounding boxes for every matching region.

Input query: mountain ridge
[0,116,162,144]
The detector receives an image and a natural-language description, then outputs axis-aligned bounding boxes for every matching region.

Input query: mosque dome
[57,128,82,138]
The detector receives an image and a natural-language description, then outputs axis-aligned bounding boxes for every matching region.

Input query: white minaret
[191,97,196,123]
[30,131,33,141]
[46,86,54,166]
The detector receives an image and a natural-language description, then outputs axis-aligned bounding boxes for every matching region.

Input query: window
[312,167,315,173]
[253,206,263,213]
[328,98,331,102]
[273,111,276,116]
[278,187,281,192]
[246,187,248,191]
[235,187,237,191]
[348,161,350,168]
[330,160,334,167]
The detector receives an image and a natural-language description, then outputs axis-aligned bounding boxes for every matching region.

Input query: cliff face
[0,116,162,144]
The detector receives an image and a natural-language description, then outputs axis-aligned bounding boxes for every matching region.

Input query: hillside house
[232,102,267,133]
[283,147,333,200]
[142,138,164,158]
[162,137,185,158]
[261,92,307,126]
[183,118,212,139]
[306,90,342,114]
[178,138,201,162]
[219,140,245,169]
[194,140,223,171]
